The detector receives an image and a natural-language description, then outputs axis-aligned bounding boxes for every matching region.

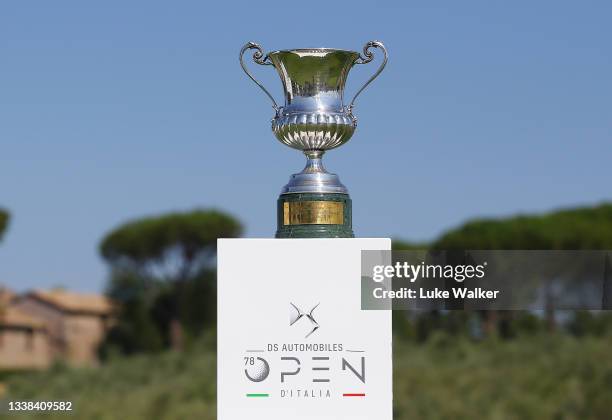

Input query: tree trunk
[169,318,184,351]
[482,310,498,337]
[545,280,556,332]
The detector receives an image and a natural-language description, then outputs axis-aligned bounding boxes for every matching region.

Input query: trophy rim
[268,48,359,55]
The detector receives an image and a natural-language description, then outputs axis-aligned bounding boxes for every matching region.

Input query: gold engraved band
[283,201,344,225]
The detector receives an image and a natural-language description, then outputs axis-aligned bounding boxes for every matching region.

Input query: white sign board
[218,238,392,420]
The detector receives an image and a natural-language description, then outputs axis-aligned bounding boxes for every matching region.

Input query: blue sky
[1,1,611,292]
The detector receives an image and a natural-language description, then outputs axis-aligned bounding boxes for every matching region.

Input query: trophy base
[276,193,354,238]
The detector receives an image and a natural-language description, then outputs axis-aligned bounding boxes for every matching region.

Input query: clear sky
[1,1,611,293]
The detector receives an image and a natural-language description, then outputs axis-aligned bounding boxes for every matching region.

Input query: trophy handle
[348,41,388,113]
[240,42,280,113]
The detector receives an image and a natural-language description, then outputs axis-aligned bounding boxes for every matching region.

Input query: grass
[1,340,216,420]
[394,333,612,420]
[2,334,612,419]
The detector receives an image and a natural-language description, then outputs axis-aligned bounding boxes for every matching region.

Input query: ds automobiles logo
[289,302,320,338]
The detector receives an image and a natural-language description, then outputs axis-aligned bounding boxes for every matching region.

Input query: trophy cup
[240,41,388,238]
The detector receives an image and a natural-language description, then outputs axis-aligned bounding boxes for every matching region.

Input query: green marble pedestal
[275,192,354,238]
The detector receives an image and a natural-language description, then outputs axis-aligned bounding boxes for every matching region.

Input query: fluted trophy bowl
[268,48,360,152]
[240,42,387,161]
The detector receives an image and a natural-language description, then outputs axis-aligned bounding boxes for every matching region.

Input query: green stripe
[246,393,269,398]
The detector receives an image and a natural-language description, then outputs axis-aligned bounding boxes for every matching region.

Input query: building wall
[11,298,67,359]
[0,328,51,369]
[11,298,110,365]
[62,314,107,365]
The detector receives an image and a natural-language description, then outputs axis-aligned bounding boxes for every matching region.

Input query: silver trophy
[240,41,387,238]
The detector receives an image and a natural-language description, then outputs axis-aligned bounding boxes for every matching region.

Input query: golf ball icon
[245,357,270,382]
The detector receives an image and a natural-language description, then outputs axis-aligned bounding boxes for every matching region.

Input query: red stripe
[343,393,366,397]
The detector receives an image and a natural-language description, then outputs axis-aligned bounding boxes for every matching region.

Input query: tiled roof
[0,287,15,306]
[28,289,114,315]
[0,306,46,329]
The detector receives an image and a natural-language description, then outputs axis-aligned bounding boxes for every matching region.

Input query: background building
[0,288,114,369]
[0,292,50,370]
